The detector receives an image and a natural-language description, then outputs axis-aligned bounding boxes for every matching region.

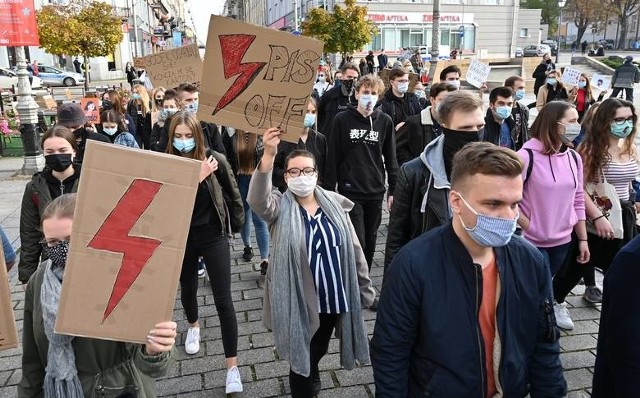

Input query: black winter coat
[481,108,529,151]
[372,223,567,397]
[376,90,423,128]
[317,85,357,141]
[395,107,440,166]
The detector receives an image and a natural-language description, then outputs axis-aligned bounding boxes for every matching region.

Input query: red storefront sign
[0,0,39,46]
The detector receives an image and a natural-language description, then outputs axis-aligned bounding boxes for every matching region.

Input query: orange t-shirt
[479,257,498,397]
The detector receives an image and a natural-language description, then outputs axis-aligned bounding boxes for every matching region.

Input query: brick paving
[0,157,602,396]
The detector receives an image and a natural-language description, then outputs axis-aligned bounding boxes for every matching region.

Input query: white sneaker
[554,302,574,330]
[184,327,200,354]
[225,366,243,394]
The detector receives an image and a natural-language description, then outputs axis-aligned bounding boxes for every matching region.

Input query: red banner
[0,0,39,46]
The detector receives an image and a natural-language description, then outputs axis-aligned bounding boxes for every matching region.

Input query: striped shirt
[603,159,638,201]
[301,207,349,314]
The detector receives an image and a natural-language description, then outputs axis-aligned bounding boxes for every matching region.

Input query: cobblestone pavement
[0,162,602,397]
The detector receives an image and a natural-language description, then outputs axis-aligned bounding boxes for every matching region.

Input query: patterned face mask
[43,240,70,268]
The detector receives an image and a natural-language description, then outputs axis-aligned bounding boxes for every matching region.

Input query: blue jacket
[371,223,566,397]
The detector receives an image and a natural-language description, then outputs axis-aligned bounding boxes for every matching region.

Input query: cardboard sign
[591,73,611,91]
[0,245,19,351]
[133,57,145,69]
[141,43,202,89]
[561,66,582,87]
[465,59,491,88]
[81,97,100,124]
[36,94,57,110]
[55,141,200,343]
[198,16,323,143]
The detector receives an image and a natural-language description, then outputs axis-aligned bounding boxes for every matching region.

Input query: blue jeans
[538,242,572,277]
[237,174,270,260]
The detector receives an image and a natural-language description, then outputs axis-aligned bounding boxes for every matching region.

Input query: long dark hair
[578,98,637,183]
[529,101,575,154]
[100,109,127,132]
[235,130,257,175]
[165,111,206,160]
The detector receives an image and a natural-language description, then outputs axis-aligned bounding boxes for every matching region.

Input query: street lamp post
[15,46,43,175]
[427,0,441,86]
[556,0,566,64]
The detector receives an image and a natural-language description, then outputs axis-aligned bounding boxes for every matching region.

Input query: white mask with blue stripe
[457,193,518,247]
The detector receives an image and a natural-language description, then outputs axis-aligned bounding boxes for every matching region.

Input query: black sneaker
[242,246,253,262]
[311,367,321,396]
[260,260,268,276]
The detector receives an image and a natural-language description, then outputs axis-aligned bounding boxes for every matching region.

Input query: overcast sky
[188,0,225,44]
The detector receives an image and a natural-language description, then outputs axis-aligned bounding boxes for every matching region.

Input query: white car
[0,67,43,89]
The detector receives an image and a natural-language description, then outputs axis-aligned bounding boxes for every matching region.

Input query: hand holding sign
[466,59,491,89]
[198,16,323,143]
[561,67,582,87]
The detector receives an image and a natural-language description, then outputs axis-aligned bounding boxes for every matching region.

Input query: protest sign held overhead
[0,246,19,352]
[199,16,323,143]
[81,97,100,124]
[591,73,611,91]
[55,141,200,344]
[140,43,202,89]
[465,59,491,89]
[561,66,582,87]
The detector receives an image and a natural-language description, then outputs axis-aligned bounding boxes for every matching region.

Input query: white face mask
[447,80,461,89]
[226,127,236,137]
[358,94,378,115]
[287,175,317,198]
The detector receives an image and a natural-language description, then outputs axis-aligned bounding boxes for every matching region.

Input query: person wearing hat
[56,102,109,165]
[611,56,640,102]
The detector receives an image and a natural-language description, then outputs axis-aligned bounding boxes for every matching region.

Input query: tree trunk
[576,26,587,45]
[618,16,628,49]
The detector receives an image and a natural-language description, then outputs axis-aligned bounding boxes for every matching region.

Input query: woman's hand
[145,321,177,356]
[262,127,281,157]
[199,155,218,182]
[594,217,615,239]
[576,241,590,264]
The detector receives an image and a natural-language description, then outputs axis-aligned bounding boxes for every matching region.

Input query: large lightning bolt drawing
[213,34,267,115]
[87,179,163,322]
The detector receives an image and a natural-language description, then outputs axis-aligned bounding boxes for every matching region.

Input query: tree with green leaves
[609,0,640,48]
[565,0,608,45]
[37,0,122,89]
[302,0,378,59]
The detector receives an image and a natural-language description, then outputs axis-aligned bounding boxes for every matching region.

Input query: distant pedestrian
[366,50,375,74]
[611,55,640,102]
[31,60,39,77]
[571,41,577,56]
[125,61,137,88]
[377,49,388,71]
[532,53,556,97]
[581,40,588,55]
[73,57,81,73]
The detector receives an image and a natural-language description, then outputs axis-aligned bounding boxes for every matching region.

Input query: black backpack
[523,148,579,185]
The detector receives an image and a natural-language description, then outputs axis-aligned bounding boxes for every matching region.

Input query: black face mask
[442,127,480,178]
[102,100,112,110]
[545,59,552,64]
[45,153,73,172]
[45,240,69,268]
[155,99,163,107]
[341,79,355,92]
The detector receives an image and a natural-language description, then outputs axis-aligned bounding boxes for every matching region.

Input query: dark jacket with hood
[317,84,358,141]
[532,60,556,95]
[272,129,327,192]
[324,107,398,201]
[612,61,640,88]
[396,106,441,166]
[482,108,529,150]
[376,89,423,128]
[18,167,81,283]
[384,135,449,268]
[372,223,566,397]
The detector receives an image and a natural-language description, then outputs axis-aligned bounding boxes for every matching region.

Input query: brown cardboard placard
[55,140,200,343]
[198,16,323,143]
[141,43,202,89]
[133,57,146,69]
[0,245,19,351]
[36,94,58,110]
[81,97,100,124]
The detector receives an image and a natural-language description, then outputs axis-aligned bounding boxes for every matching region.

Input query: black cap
[57,103,86,128]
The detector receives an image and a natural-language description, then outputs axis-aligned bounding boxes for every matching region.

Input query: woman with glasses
[553,98,638,329]
[247,127,375,398]
[18,126,81,286]
[19,194,177,397]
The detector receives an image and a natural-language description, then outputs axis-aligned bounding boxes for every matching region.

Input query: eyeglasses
[613,117,634,125]
[285,167,317,177]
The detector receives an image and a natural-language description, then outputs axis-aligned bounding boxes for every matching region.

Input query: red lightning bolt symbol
[213,34,267,115]
[87,179,163,323]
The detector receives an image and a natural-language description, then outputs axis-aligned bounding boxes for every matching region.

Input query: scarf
[442,127,480,179]
[271,188,370,377]
[41,260,83,398]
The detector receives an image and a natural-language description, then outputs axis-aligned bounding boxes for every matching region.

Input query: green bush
[599,58,640,70]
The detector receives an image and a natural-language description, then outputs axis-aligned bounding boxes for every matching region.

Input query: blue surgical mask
[132,93,142,100]
[578,81,587,88]
[514,89,525,101]
[358,94,378,115]
[494,106,512,120]
[610,120,633,138]
[395,81,409,94]
[558,122,581,141]
[173,137,196,153]
[160,108,178,120]
[415,90,426,99]
[185,101,199,113]
[102,127,118,136]
[303,113,316,128]
[546,78,557,86]
[457,193,518,247]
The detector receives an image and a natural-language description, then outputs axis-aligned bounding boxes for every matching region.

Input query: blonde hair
[132,84,151,114]
[354,74,385,96]
[41,193,77,226]
[151,87,166,112]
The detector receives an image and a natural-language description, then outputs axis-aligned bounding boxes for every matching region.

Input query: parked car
[523,44,552,57]
[36,65,85,87]
[598,39,614,49]
[0,67,42,89]
[514,47,523,57]
[541,40,558,55]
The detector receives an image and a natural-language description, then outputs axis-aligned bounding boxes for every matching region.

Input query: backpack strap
[524,148,534,185]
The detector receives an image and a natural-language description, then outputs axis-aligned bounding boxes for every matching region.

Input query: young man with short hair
[395,82,457,165]
[325,75,398,277]
[439,65,488,96]
[376,68,422,132]
[482,86,529,150]
[317,63,359,140]
[373,142,566,397]
[504,75,531,144]
[384,91,485,268]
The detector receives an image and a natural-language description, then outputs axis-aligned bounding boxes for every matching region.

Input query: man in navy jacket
[371,142,566,397]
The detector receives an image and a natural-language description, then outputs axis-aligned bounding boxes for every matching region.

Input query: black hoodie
[43,165,81,198]
[325,106,398,200]
[376,89,422,127]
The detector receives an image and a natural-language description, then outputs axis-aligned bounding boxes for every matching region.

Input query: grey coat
[247,166,375,334]
[612,62,640,89]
